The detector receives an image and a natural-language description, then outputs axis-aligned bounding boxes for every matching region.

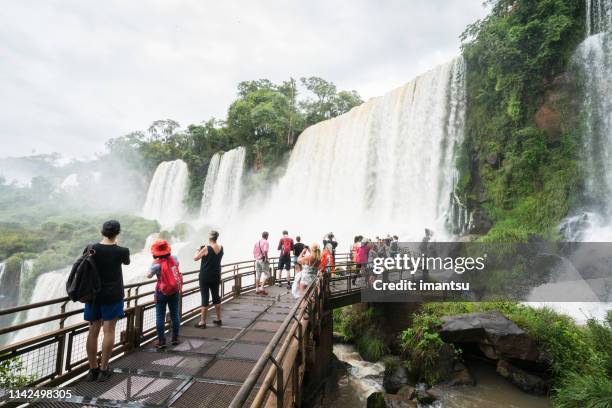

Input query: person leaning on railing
[84,220,130,382]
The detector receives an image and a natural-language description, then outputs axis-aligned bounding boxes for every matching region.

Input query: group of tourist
[79,220,341,383]
[253,230,338,297]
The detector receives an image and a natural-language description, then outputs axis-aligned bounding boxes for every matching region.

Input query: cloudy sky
[0,0,488,159]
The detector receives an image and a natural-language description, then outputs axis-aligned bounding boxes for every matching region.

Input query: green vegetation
[107,77,362,209]
[0,356,36,388]
[401,303,612,407]
[1,215,158,302]
[460,0,586,240]
[333,307,389,362]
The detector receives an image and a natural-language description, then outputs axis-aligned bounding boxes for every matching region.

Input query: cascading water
[586,0,612,36]
[199,147,246,223]
[231,57,466,249]
[141,159,189,228]
[199,152,221,218]
[560,1,612,242]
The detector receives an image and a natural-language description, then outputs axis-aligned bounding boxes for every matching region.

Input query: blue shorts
[84,300,125,322]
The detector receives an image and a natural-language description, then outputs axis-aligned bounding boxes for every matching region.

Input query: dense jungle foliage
[459,0,587,241]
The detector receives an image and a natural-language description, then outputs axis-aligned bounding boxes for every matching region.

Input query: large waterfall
[224,57,466,252]
[199,147,246,223]
[141,159,189,228]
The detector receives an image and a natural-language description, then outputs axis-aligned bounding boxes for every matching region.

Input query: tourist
[293,236,305,274]
[277,230,294,289]
[193,230,224,328]
[253,231,270,295]
[147,239,182,349]
[85,220,130,382]
[297,243,321,295]
[322,232,338,270]
[351,235,362,283]
[356,238,371,285]
[320,243,334,275]
[390,235,399,257]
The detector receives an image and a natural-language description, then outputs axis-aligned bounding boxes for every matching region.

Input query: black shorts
[201,282,221,306]
[278,255,291,271]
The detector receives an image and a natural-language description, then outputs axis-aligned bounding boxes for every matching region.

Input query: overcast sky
[0,0,488,159]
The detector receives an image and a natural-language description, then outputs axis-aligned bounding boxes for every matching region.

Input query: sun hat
[151,239,171,257]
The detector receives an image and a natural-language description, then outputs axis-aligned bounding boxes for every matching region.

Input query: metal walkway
[30,285,297,408]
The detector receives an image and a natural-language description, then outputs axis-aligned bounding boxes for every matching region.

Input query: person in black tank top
[193,230,224,328]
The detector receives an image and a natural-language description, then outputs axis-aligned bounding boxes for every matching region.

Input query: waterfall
[248,57,467,242]
[199,147,246,223]
[587,0,612,36]
[561,3,612,242]
[141,159,189,228]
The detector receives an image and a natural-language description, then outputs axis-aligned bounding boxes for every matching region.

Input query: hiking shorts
[278,255,291,271]
[84,300,125,322]
[201,282,221,306]
[255,260,269,282]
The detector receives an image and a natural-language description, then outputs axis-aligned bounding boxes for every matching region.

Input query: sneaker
[85,367,99,382]
[171,336,180,346]
[213,320,222,327]
[154,339,166,349]
[96,368,113,382]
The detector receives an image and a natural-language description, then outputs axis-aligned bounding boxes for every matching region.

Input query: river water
[321,344,551,408]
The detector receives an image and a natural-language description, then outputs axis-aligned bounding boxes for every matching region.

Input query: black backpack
[66,245,101,303]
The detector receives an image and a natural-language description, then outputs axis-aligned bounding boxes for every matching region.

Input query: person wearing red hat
[147,239,182,348]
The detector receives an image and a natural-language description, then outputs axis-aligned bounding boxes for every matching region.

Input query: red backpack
[280,237,293,257]
[157,256,182,296]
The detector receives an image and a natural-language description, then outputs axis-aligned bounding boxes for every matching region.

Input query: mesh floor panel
[170,381,254,408]
[170,338,229,355]
[267,306,294,314]
[257,313,287,322]
[251,321,283,332]
[71,372,183,405]
[222,303,268,312]
[206,317,253,329]
[113,351,211,375]
[180,326,241,340]
[238,329,276,343]
[199,359,256,382]
[221,342,267,360]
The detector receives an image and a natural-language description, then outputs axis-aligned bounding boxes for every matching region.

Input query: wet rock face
[383,364,409,394]
[496,360,550,395]
[438,311,542,362]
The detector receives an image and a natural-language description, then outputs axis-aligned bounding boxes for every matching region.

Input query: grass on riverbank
[400,302,611,408]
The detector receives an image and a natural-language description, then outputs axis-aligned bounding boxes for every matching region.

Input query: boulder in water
[366,392,386,408]
[383,363,409,394]
[396,385,416,400]
[383,394,417,408]
[438,311,541,362]
[496,360,549,395]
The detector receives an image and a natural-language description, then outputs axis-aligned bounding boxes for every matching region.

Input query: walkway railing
[229,255,366,408]
[0,253,364,407]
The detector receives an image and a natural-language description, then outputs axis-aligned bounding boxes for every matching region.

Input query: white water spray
[141,159,189,228]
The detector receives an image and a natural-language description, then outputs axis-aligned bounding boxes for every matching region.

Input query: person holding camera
[193,230,223,328]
